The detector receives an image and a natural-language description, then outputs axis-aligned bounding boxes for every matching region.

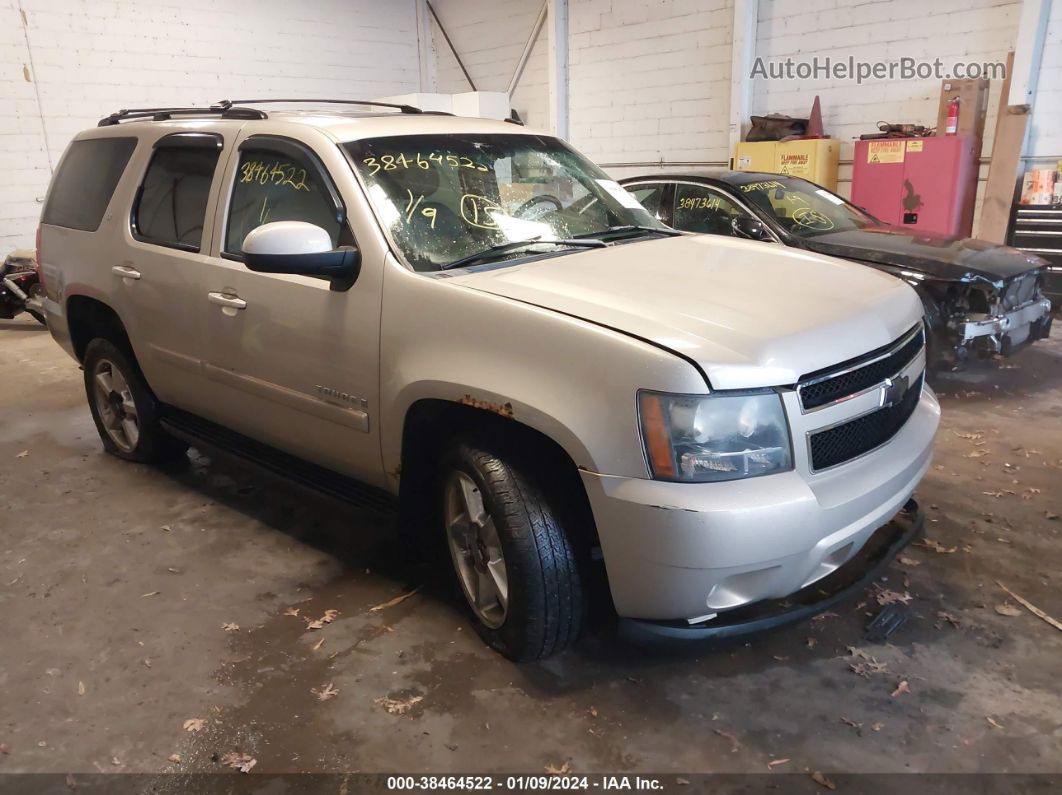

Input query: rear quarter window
[42,137,138,231]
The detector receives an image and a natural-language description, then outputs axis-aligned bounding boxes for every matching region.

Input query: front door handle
[112,265,141,280]
[207,292,247,310]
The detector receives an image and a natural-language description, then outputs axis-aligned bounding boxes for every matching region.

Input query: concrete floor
[2,313,1061,778]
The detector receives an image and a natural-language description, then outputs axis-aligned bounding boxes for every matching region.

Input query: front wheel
[441,441,584,661]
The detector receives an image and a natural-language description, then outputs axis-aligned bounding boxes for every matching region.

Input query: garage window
[133,139,222,251]
[42,137,137,231]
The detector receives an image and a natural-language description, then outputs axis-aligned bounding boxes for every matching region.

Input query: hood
[450,235,922,390]
[799,227,1046,285]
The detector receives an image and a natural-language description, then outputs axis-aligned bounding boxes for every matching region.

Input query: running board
[160,406,397,515]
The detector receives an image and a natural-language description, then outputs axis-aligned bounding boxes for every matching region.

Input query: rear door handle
[112,265,141,280]
[207,292,247,310]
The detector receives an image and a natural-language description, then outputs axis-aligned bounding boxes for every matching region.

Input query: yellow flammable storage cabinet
[733,139,840,191]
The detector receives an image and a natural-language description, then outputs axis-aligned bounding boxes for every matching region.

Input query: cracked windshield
[345,133,665,271]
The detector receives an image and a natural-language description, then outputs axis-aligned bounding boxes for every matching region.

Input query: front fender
[378,261,707,482]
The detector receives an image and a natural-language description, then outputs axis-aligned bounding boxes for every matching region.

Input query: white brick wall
[753,0,1023,222]
[0,0,422,252]
[569,0,733,167]
[1027,0,1062,160]
[431,0,549,127]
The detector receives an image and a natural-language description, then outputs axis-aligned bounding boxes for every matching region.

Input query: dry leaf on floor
[168,753,181,763]
[182,718,206,733]
[917,539,958,554]
[995,603,1023,617]
[312,637,325,651]
[221,623,239,632]
[375,694,423,715]
[369,586,423,612]
[588,706,598,718]
[848,647,887,677]
[305,609,339,630]
[0,743,9,754]
[111,757,121,766]
[806,636,817,649]
[996,581,1062,632]
[875,588,913,606]
[811,771,836,790]
[891,680,911,698]
[312,682,339,701]
[871,722,884,732]
[545,761,572,776]
[15,450,28,458]
[77,681,85,697]
[986,716,1003,729]
[1046,512,1060,521]
[898,555,921,567]
[284,607,300,617]
[767,758,790,768]
[221,751,256,773]
[841,717,862,730]
[937,611,960,628]
[713,728,740,753]
[141,591,160,598]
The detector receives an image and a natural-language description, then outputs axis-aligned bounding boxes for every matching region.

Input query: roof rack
[215,98,431,115]
[97,105,266,126]
[97,98,446,127]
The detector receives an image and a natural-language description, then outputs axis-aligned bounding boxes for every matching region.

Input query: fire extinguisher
[945,97,960,135]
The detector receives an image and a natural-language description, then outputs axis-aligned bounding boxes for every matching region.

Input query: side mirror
[243,221,360,289]
[731,215,772,241]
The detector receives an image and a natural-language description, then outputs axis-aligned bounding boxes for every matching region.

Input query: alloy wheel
[444,471,509,629]
[92,358,139,453]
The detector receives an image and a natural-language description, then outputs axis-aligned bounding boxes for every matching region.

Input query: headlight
[638,390,792,482]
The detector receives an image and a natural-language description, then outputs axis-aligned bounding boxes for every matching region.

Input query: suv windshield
[344,133,664,271]
[735,176,877,238]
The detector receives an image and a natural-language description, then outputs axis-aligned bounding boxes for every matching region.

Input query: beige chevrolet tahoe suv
[38,100,940,660]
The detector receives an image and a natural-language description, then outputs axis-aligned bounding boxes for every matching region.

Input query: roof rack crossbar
[98,105,267,126]
[216,98,427,114]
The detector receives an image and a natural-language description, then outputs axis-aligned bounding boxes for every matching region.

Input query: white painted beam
[728,0,759,157]
[547,0,569,139]
[1009,0,1052,107]
[416,0,437,93]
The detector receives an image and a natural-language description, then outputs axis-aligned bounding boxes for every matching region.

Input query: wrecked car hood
[798,227,1045,285]
[451,235,922,390]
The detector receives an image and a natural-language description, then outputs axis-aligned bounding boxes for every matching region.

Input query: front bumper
[581,386,939,623]
[960,296,1053,356]
[620,499,924,643]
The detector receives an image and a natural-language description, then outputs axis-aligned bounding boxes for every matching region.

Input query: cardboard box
[935,78,989,141]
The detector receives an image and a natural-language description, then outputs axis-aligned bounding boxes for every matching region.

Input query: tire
[440,441,584,661]
[83,338,187,464]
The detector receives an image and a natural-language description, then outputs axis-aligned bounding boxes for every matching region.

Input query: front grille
[799,327,924,411]
[809,373,923,471]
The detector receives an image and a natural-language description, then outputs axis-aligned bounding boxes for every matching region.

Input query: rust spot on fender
[458,394,514,418]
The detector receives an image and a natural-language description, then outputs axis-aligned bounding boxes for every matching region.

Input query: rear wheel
[441,441,584,661]
[83,338,187,464]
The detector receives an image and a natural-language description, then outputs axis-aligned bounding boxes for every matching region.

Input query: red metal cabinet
[852,135,979,237]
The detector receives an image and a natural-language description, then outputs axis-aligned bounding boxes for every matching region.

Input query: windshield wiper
[575,225,683,240]
[440,236,606,271]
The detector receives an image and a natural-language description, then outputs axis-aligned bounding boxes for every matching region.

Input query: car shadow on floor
[152,443,928,692]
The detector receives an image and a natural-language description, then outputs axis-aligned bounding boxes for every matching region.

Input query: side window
[626,183,665,220]
[224,143,342,256]
[42,137,137,231]
[673,184,752,236]
[133,140,221,250]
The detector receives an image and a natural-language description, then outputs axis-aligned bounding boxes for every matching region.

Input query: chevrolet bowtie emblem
[880,375,910,408]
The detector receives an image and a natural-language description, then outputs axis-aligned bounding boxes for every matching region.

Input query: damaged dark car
[619,171,1055,370]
